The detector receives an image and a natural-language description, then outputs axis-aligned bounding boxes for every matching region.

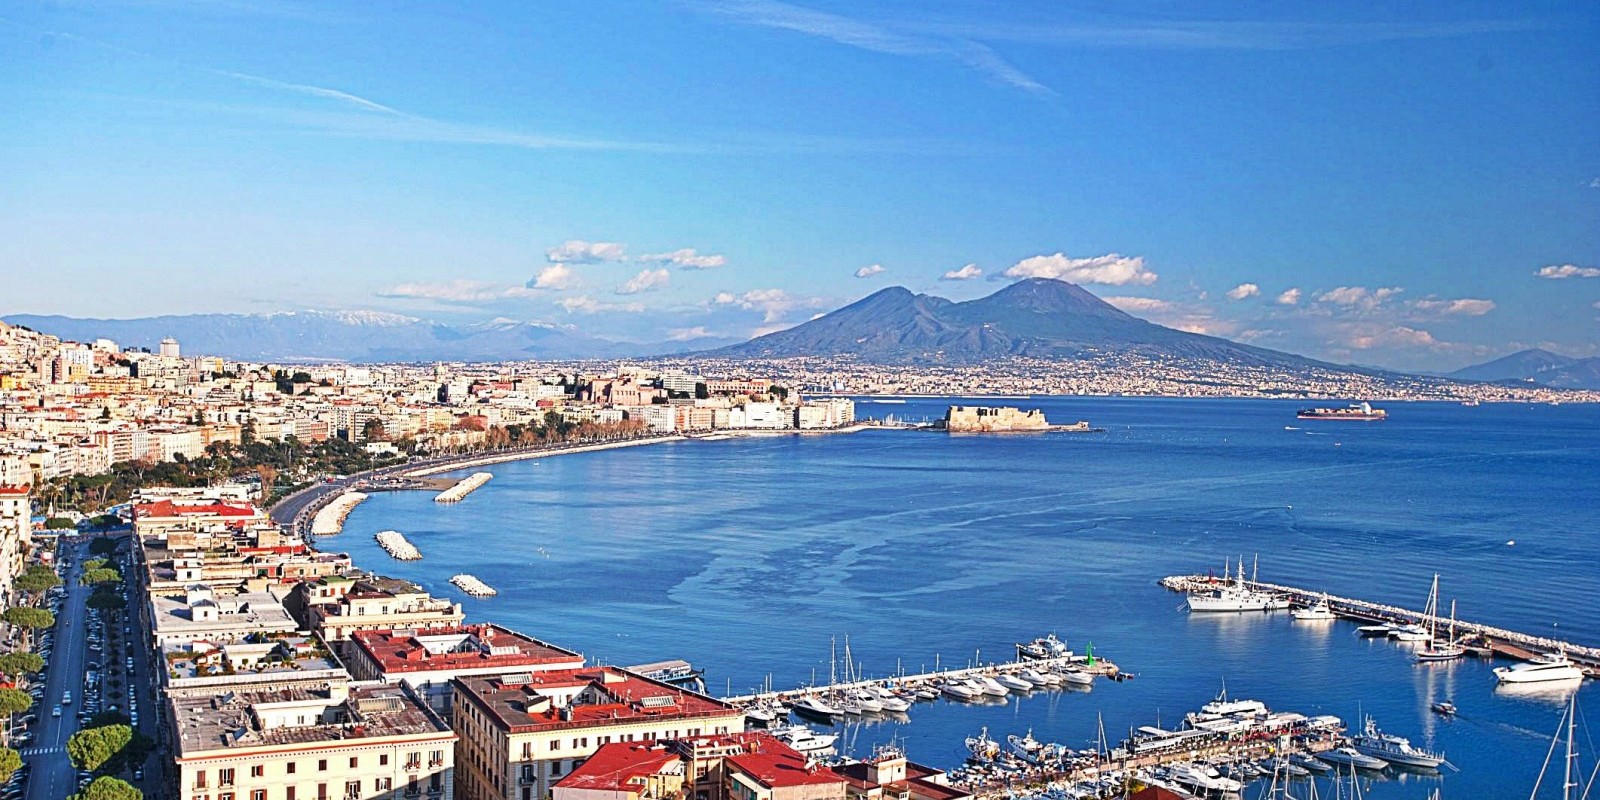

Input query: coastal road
[20,538,88,800]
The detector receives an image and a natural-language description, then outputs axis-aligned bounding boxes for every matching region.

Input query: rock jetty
[435,472,492,503]
[310,491,368,536]
[451,573,497,597]
[374,530,421,561]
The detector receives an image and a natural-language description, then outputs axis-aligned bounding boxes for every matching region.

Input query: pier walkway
[1161,574,1600,676]
[721,654,1121,706]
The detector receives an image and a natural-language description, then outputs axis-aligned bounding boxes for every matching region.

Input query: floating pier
[435,472,492,503]
[450,573,497,597]
[1161,573,1600,676]
[721,652,1122,707]
[374,530,421,561]
[310,491,367,536]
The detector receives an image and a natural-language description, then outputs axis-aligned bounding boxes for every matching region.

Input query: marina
[1162,570,1600,676]
[434,471,493,503]
[308,490,367,536]
[373,529,421,560]
[449,572,497,597]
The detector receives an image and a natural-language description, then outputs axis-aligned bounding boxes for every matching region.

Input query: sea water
[339,397,1600,798]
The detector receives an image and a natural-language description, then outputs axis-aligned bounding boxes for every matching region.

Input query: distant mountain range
[1448,348,1600,390]
[0,310,737,362]
[711,278,1335,369]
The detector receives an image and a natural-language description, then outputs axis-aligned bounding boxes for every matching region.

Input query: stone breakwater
[374,530,422,561]
[450,574,497,597]
[434,472,492,503]
[310,491,367,536]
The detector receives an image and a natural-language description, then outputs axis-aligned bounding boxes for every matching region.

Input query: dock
[435,472,493,503]
[721,653,1122,706]
[1161,573,1600,676]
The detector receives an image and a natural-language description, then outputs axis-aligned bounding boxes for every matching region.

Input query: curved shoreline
[402,435,685,477]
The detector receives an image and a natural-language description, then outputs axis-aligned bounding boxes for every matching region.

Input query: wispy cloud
[639,248,726,269]
[1225,282,1260,300]
[378,280,540,304]
[547,240,628,264]
[1276,288,1302,305]
[617,268,671,295]
[908,16,1543,51]
[854,264,886,278]
[557,296,646,314]
[942,263,983,281]
[1004,253,1156,286]
[691,0,1053,96]
[1535,264,1600,279]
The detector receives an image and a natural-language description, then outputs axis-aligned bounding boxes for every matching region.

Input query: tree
[86,711,130,728]
[0,748,18,784]
[87,592,126,611]
[255,464,278,496]
[0,688,32,717]
[2,607,55,630]
[80,569,122,586]
[45,517,76,530]
[15,566,61,593]
[68,776,142,800]
[88,537,121,557]
[361,418,387,442]
[68,725,133,772]
[0,652,45,675]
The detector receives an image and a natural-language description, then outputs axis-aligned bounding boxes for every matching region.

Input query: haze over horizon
[3,1,1598,372]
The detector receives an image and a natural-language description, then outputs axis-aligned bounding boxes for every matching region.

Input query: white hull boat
[1494,653,1587,684]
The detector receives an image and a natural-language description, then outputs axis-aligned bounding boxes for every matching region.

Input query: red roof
[726,745,842,789]
[0,485,31,496]
[555,743,679,794]
[350,624,582,674]
[133,500,259,519]
[455,668,738,734]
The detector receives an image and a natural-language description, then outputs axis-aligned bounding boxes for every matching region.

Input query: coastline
[402,435,686,477]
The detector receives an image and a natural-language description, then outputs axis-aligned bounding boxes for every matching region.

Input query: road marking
[20,746,63,755]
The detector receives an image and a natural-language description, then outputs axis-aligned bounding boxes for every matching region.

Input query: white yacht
[877,695,912,713]
[1494,652,1587,684]
[941,681,981,701]
[1167,762,1243,793]
[971,675,1010,697]
[994,673,1034,691]
[1351,717,1446,769]
[1389,624,1432,643]
[848,690,884,713]
[1291,594,1337,621]
[1056,667,1095,686]
[1017,668,1057,687]
[1186,563,1288,612]
[790,694,842,718]
[772,725,838,753]
[1319,747,1389,770]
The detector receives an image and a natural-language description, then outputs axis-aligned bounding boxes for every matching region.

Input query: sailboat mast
[1564,694,1577,800]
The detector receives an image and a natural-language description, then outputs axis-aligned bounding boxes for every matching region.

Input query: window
[551,761,563,777]
[349,757,359,769]
[220,794,234,800]
[195,771,208,789]
[549,739,561,751]
[521,742,531,759]
[428,749,444,766]
[380,754,389,766]
[317,785,328,800]
[288,762,297,775]
[344,780,361,800]
[376,778,392,791]
[287,789,296,800]
[252,792,266,800]
[251,766,265,778]
[318,760,328,772]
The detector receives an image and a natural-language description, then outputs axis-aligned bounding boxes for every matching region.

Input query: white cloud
[1590,178,1600,189]
[617,268,670,295]
[640,248,726,269]
[1535,264,1600,279]
[712,291,738,305]
[855,264,886,278]
[557,296,645,314]
[750,321,798,338]
[529,264,577,290]
[1003,252,1157,285]
[1103,296,1173,313]
[379,280,540,303]
[668,326,712,341]
[1316,286,1403,309]
[1410,298,1496,316]
[942,263,983,281]
[711,288,824,322]
[546,240,628,263]
[1276,287,1301,305]
[1346,325,1437,350]
[1225,282,1260,300]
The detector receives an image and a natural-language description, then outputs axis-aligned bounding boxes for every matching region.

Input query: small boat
[966,727,1001,762]
[1167,762,1242,793]
[1056,668,1095,686]
[1017,668,1057,687]
[848,690,884,713]
[1494,652,1587,684]
[914,687,940,701]
[1390,624,1432,643]
[994,673,1034,691]
[1292,593,1337,621]
[1017,633,1072,660]
[941,682,981,701]
[1289,753,1333,773]
[1357,624,1394,637]
[771,725,838,753]
[877,694,912,713]
[971,675,1010,697]
[1430,701,1457,717]
[1318,747,1389,770]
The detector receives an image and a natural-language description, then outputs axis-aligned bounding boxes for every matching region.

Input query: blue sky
[1,0,1597,370]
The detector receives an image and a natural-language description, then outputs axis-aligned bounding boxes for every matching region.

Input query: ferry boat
[1351,716,1447,769]
[1494,652,1587,684]
[1297,402,1388,421]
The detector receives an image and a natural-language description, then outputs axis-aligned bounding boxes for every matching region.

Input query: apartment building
[346,624,584,716]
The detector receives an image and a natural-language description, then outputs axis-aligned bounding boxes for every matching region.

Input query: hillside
[1449,349,1600,390]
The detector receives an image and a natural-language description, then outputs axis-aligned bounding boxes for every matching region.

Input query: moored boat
[1319,747,1389,770]
[791,693,842,719]
[1351,716,1446,769]
[1494,652,1587,684]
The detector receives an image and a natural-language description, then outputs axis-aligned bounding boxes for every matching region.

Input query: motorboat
[1167,762,1243,793]
[1318,747,1389,770]
[772,725,838,753]
[1494,652,1587,684]
[1292,594,1337,621]
[1017,633,1073,660]
[790,694,842,719]
[1056,668,1095,686]
[971,676,1010,697]
[1357,624,1394,637]
[848,690,884,713]
[877,695,912,713]
[1390,624,1432,643]
[1351,716,1447,769]
[1017,668,1056,687]
[1430,701,1457,717]
[914,687,940,701]
[1008,730,1045,760]
[941,681,981,701]
[995,673,1034,692]
[1289,753,1333,773]
[743,700,783,724]
[1186,556,1290,612]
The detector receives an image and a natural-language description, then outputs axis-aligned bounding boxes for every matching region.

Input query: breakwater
[1161,573,1600,675]
[309,491,367,536]
[374,530,421,560]
[434,472,492,503]
[450,573,497,597]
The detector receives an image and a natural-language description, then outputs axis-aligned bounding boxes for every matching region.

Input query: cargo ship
[1297,401,1387,421]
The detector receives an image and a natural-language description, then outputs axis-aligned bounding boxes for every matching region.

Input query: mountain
[1449,349,1600,390]
[1,311,737,362]
[710,278,1333,369]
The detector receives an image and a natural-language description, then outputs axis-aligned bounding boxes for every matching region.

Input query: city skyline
[3,1,1598,371]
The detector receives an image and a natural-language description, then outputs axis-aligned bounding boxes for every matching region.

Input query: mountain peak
[979,278,1132,318]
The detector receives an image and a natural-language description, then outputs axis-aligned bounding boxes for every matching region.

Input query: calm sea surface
[338,397,1600,799]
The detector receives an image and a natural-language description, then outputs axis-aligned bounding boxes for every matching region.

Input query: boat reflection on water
[1492,676,1584,705]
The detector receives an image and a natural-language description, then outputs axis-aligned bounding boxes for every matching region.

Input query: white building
[159,336,181,358]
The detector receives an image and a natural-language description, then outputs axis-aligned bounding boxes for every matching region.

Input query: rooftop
[171,682,452,757]
[453,667,739,734]
[351,623,583,675]
[134,499,261,519]
[554,742,682,794]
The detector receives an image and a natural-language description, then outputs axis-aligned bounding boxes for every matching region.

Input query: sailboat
[1391,575,1441,643]
[1527,694,1590,799]
[1417,598,1465,662]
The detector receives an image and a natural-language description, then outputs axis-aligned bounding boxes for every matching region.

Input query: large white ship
[1186,559,1289,612]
